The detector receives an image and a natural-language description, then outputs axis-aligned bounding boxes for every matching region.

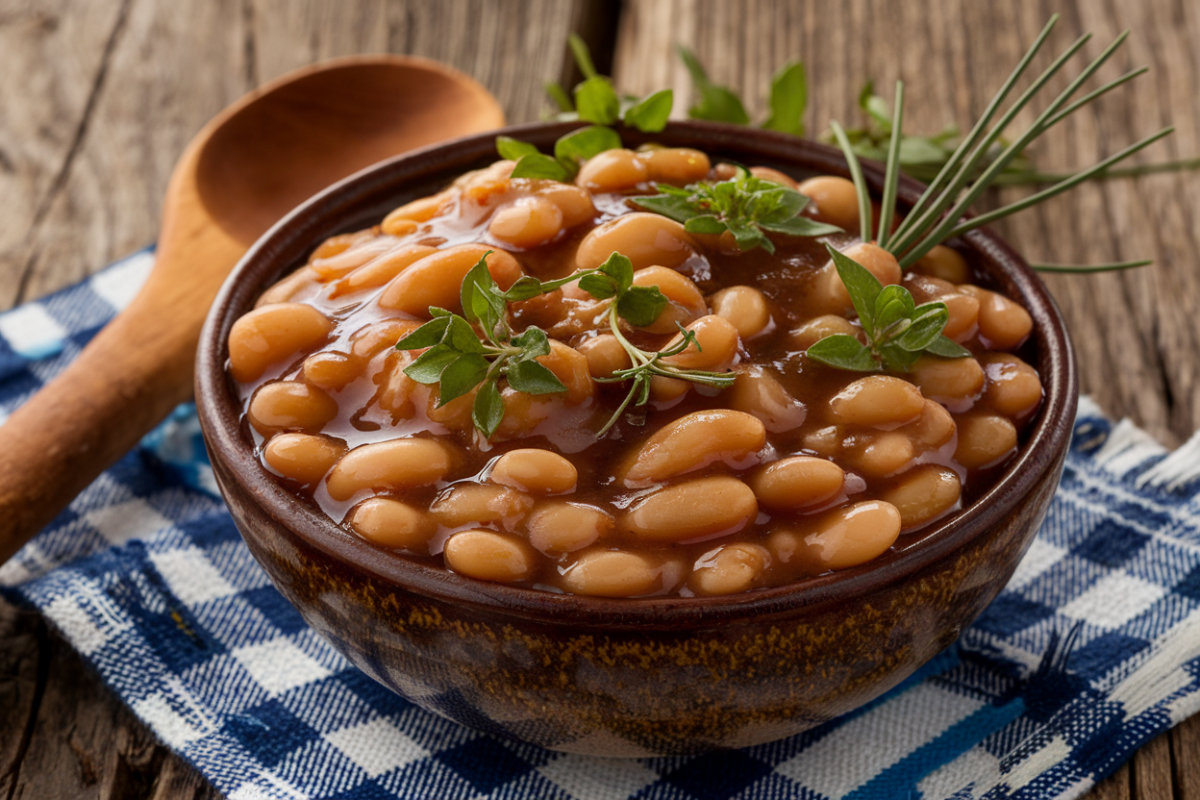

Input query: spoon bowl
[0,55,504,564]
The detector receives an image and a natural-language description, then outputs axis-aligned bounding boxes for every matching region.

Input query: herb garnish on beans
[227,17,1166,597]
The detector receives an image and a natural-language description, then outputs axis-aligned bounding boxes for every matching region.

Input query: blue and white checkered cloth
[4,249,1200,800]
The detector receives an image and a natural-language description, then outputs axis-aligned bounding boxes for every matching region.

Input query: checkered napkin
[4,250,1200,800]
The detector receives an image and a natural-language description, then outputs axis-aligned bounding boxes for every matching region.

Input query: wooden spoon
[0,55,504,564]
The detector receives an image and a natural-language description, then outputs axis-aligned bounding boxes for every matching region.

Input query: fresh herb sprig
[580,253,737,435]
[806,245,970,373]
[631,167,842,253]
[395,257,570,437]
[396,252,734,438]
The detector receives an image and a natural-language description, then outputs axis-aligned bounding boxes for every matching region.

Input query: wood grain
[1,0,1197,797]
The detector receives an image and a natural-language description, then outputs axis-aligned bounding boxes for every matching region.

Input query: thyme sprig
[631,167,842,253]
[396,252,734,438]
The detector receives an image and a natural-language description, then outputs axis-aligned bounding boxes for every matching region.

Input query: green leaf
[395,317,450,351]
[877,342,921,372]
[472,379,505,438]
[428,307,454,318]
[578,273,618,299]
[683,215,727,235]
[506,359,567,394]
[757,216,842,237]
[616,285,668,327]
[762,61,807,135]
[404,344,460,384]
[678,46,750,124]
[925,335,973,358]
[510,153,571,181]
[460,253,498,324]
[510,326,552,359]
[496,136,541,162]
[898,136,949,166]
[445,315,485,353]
[623,89,673,132]
[598,252,634,290]
[895,303,949,351]
[864,94,892,129]
[437,354,489,405]
[555,125,623,166]
[629,192,697,224]
[545,81,574,113]
[806,334,881,372]
[575,76,620,125]
[857,80,875,110]
[500,276,550,302]
[874,285,916,333]
[568,33,598,79]
[826,244,883,336]
[728,219,772,253]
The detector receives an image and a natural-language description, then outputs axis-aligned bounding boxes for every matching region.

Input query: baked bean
[829,375,925,426]
[491,449,577,494]
[749,166,798,189]
[941,292,981,341]
[749,456,844,510]
[526,502,612,555]
[879,466,962,528]
[803,425,844,458]
[538,183,596,228]
[444,530,537,583]
[851,431,915,478]
[643,147,712,185]
[790,315,859,350]
[538,340,594,403]
[383,190,453,227]
[916,245,970,284]
[349,319,422,360]
[649,375,690,404]
[379,245,523,315]
[575,213,695,271]
[631,266,707,334]
[810,243,902,315]
[982,353,1043,419]
[660,315,740,371]
[488,195,565,249]
[960,285,1033,350]
[797,175,860,230]
[331,244,438,297]
[348,498,435,550]
[302,352,360,391]
[326,438,457,501]
[576,148,650,192]
[309,238,396,279]
[954,413,1018,469]
[623,477,758,542]
[560,550,675,597]
[905,399,956,449]
[711,162,739,181]
[309,231,372,261]
[689,543,770,596]
[710,286,772,339]
[454,159,515,189]
[376,352,422,422]
[577,334,631,379]
[228,303,333,383]
[255,267,319,307]
[431,483,533,529]
[248,381,338,435]
[729,366,806,432]
[620,410,766,486]
[462,178,510,206]
[495,389,556,438]
[426,387,476,431]
[804,501,902,570]
[910,354,985,406]
[263,433,346,485]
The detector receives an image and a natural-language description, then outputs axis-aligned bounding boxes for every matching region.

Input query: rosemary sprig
[396,252,735,438]
[631,167,842,253]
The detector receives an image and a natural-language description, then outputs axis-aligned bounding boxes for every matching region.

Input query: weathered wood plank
[615,0,1200,448]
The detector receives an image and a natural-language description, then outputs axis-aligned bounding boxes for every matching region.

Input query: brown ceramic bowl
[195,121,1077,757]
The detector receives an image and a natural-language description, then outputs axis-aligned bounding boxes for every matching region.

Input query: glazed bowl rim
[195,119,1078,630]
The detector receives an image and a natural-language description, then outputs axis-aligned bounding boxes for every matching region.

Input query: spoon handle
[0,296,197,565]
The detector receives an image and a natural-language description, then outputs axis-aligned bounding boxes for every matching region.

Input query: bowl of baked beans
[195,120,1077,756]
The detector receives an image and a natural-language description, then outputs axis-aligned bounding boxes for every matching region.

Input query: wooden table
[1,1,1197,797]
